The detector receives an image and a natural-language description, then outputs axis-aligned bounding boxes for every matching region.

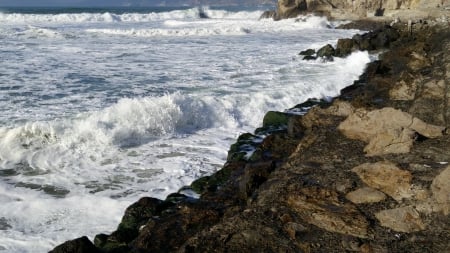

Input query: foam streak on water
[0,7,370,252]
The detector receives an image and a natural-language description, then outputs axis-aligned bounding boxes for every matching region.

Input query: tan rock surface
[338,107,445,156]
[389,80,417,100]
[346,187,387,204]
[431,165,450,215]
[375,206,426,232]
[352,161,413,201]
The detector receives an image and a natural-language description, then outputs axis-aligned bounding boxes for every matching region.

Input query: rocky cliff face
[51,20,450,253]
[273,0,448,20]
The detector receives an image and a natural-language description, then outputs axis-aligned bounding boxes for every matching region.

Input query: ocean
[0,6,371,252]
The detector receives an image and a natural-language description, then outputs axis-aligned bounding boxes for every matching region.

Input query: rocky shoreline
[52,9,450,253]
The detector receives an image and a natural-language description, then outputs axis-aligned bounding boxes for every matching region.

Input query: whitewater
[0,6,371,252]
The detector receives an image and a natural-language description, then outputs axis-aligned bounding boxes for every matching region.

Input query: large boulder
[316,44,335,59]
[276,0,307,19]
[338,107,445,156]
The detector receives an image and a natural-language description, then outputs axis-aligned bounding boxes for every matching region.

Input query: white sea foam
[0,8,263,24]
[0,7,369,252]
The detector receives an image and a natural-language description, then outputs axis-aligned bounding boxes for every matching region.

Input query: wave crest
[0,8,263,24]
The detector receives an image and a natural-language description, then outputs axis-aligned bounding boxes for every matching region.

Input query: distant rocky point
[261,0,449,21]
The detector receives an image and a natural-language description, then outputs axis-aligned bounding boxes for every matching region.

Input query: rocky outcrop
[53,21,450,253]
[266,0,449,20]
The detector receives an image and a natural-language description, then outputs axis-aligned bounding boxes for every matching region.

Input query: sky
[0,0,165,7]
[0,0,275,8]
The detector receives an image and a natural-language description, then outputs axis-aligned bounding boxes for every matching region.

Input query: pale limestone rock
[346,187,387,204]
[338,107,445,156]
[364,128,415,156]
[352,161,413,201]
[431,165,450,215]
[375,206,426,232]
[421,80,446,99]
[389,80,417,100]
[287,187,368,238]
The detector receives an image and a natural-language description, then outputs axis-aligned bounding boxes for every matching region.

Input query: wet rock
[49,236,100,253]
[316,44,335,59]
[351,161,413,201]
[287,187,369,238]
[259,10,277,20]
[302,55,317,60]
[113,197,162,243]
[335,38,356,57]
[0,217,11,231]
[299,48,315,56]
[262,111,290,128]
[375,206,426,232]
[346,187,387,204]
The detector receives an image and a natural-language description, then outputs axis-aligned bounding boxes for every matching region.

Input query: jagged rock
[375,206,426,232]
[351,161,414,201]
[49,236,100,253]
[287,187,369,238]
[338,107,445,156]
[346,187,387,204]
[431,165,450,215]
[111,197,162,243]
[316,44,335,59]
[335,38,356,57]
[302,55,317,60]
[259,10,277,19]
[276,0,307,19]
[239,161,275,198]
[299,48,315,56]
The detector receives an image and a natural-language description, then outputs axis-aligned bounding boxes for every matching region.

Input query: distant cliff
[274,0,449,20]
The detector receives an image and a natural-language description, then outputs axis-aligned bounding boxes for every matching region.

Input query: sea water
[0,6,371,252]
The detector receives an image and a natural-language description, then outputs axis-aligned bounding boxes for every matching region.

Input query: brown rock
[375,206,426,232]
[287,187,369,238]
[49,236,100,253]
[277,0,307,19]
[284,222,307,240]
[346,187,387,204]
[351,161,413,201]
